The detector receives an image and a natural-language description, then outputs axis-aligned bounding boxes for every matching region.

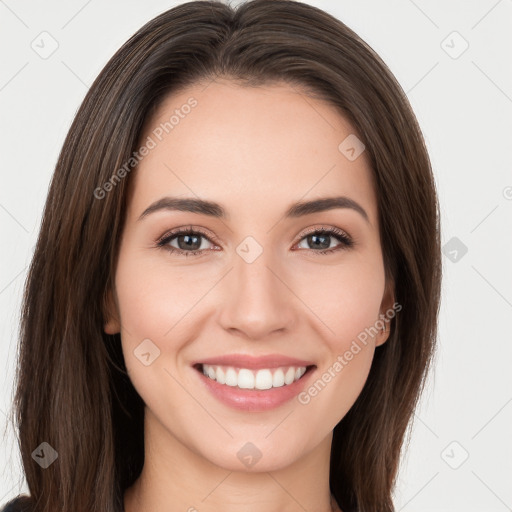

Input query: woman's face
[105,79,393,472]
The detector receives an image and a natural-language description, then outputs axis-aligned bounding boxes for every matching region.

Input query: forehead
[128,80,377,224]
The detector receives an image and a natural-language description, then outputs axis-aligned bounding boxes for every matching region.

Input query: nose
[217,249,296,341]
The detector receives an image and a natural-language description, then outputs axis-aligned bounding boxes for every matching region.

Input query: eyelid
[156,225,221,247]
[293,225,352,244]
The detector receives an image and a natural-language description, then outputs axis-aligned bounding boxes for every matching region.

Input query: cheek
[292,254,385,342]
[291,257,384,417]
[292,294,380,442]
[114,254,196,413]
[113,247,222,399]
[297,341,375,437]
[114,247,200,337]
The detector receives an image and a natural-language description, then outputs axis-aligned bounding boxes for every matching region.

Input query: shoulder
[0,496,32,512]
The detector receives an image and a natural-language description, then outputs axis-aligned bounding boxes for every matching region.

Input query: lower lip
[194,365,316,412]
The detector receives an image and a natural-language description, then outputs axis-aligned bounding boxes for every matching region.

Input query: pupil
[310,234,329,250]
[179,234,200,251]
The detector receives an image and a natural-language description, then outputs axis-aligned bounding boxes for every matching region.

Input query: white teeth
[272,369,285,388]
[238,369,255,389]
[255,369,273,390]
[225,367,238,386]
[201,364,308,390]
[285,367,295,385]
[216,366,226,385]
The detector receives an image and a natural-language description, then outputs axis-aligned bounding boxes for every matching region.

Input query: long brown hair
[5,1,441,511]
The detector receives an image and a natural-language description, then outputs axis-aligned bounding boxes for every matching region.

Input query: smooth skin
[104,79,394,512]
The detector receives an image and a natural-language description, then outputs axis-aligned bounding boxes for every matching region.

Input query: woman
[2,0,441,511]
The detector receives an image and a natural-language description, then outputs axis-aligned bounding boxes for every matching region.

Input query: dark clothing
[0,496,31,512]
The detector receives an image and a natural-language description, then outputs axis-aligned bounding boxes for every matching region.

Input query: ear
[103,287,121,335]
[375,278,395,347]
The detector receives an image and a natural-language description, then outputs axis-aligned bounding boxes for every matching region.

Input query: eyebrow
[137,195,370,223]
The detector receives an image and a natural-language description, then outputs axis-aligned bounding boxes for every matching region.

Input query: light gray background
[1,0,511,510]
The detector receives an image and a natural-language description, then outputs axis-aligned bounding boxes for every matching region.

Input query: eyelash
[155,224,354,258]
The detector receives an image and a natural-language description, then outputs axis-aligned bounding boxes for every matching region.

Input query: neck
[124,407,339,512]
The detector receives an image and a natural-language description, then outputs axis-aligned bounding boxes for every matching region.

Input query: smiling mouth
[193,363,316,391]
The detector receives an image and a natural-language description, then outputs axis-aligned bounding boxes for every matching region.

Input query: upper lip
[192,354,316,370]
